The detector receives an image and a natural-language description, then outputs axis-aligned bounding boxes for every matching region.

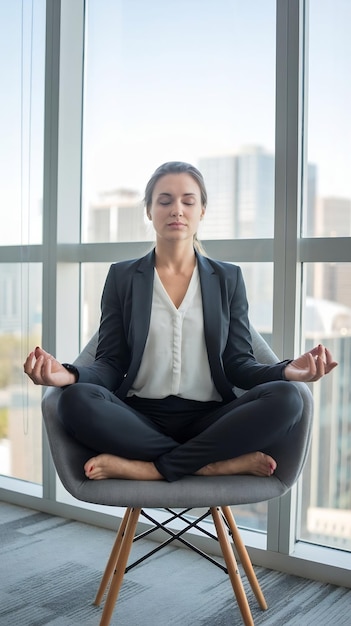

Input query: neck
[154,241,196,272]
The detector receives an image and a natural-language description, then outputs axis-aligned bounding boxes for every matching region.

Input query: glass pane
[241,263,273,344]
[300,263,351,551]
[0,263,42,484]
[0,1,45,245]
[82,0,276,242]
[304,0,351,237]
[229,262,273,532]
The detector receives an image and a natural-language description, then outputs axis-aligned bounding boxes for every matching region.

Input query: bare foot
[196,452,277,478]
[84,454,164,481]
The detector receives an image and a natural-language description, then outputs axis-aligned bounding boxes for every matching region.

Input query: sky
[0,0,351,245]
[83,0,277,195]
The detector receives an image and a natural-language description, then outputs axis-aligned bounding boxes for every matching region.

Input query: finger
[297,352,317,381]
[324,347,334,361]
[324,347,338,366]
[41,356,55,383]
[328,362,338,371]
[23,351,36,374]
[319,347,338,374]
[24,352,45,383]
[307,352,318,380]
[28,354,47,384]
[35,346,53,359]
[320,343,326,355]
[318,344,326,367]
[325,361,338,374]
[311,348,331,381]
[314,353,325,380]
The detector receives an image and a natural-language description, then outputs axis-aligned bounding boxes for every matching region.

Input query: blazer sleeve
[222,266,290,389]
[74,264,131,391]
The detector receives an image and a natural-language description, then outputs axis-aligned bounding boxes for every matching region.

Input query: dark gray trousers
[58,380,303,482]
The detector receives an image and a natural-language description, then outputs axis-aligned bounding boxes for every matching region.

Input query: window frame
[0,0,350,587]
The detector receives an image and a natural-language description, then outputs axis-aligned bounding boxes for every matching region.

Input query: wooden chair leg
[99,507,141,626]
[211,507,254,626]
[94,507,132,606]
[221,506,268,611]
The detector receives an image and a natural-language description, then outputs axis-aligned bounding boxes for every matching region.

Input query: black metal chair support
[125,507,229,574]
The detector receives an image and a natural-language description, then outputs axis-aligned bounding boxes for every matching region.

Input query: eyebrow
[157,192,197,197]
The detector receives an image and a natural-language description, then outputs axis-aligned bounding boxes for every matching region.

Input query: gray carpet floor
[0,502,350,626]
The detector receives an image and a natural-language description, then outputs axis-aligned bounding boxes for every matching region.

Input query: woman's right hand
[23,347,76,387]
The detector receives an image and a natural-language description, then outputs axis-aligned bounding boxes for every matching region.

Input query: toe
[84,457,97,475]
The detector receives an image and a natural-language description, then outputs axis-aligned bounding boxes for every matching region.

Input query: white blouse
[127,265,222,402]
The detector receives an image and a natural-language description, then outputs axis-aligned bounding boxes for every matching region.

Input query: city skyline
[1,1,351,246]
[1,153,350,548]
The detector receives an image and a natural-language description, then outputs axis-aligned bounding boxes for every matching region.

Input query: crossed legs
[58,381,303,482]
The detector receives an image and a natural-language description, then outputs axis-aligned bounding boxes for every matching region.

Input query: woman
[24,161,337,482]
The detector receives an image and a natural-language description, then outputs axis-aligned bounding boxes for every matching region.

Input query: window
[299,263,351,550]
[0,264,43,483]
[298,0,351,550]
[303,0,351,238]
[0,1,45,246]
[82,0,276,243]
[0,1,349,587]
[80,0,276,534]
[0,1,45,484]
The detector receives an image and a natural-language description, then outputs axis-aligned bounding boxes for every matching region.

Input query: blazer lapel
[117,250,155,398]
[197,254,234,401]
[197,253,222,351]
[131,249,155,356]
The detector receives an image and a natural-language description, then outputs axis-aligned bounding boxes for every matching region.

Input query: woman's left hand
[284,344,338,382]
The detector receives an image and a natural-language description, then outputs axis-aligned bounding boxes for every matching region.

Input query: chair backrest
[42,327,313,509]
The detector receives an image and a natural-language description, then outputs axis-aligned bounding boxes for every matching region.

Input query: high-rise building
[313,196,351,309]
[197,155,237,239]
[316,196,351,238]
[88,188,149,242]
[199,146,275,240]
[235,145,275,238]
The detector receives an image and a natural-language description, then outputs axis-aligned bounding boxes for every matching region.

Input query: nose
[170,201,183,217]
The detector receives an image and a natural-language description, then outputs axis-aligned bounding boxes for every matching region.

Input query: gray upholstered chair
[42,326,313,626]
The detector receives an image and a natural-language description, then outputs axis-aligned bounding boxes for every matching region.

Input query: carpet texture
[0,502,350,626]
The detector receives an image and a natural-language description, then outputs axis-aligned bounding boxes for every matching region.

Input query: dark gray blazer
[76,249,288,401]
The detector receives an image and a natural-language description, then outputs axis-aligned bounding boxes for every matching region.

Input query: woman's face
[148,173,205,244]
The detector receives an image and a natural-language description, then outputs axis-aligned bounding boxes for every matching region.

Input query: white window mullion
[41,0,62,502]
[56,0,85,364]
[267,0,305,554]
[42,0,85,502]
